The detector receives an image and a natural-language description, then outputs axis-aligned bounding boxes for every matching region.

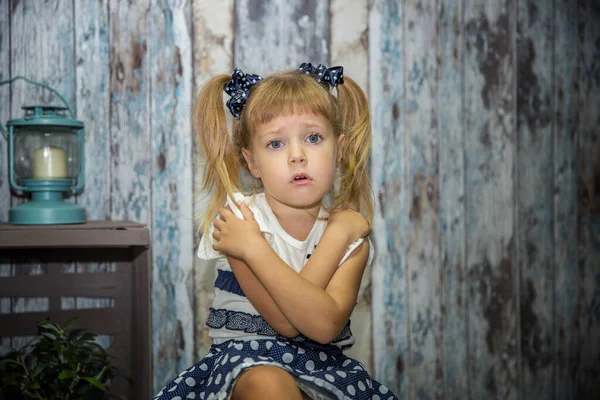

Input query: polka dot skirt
[153,338,397,400]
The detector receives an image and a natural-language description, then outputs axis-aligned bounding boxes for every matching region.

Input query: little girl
[154,63,398,400]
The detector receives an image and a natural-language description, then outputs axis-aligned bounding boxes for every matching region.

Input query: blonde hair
[194,69,373,236]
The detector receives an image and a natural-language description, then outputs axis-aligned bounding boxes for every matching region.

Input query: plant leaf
[63,317,79,330]
[58,369,76,380]
[2,375,18,385]
[40,332,57,341]
[38,321,61,333]
[0,359,21,368]
[81,376,107,391]
[31,362,47,376]
[75,333,97,345]
[26,382,41,389]
[2,317,120,398]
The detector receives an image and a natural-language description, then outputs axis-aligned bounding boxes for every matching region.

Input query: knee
[233,365,298,398]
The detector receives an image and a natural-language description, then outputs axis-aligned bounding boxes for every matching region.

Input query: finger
[213,219,224,230]
[219,207,234,221]
[219,205,232,220]
[239,203,255,221]
[212,230,221,242]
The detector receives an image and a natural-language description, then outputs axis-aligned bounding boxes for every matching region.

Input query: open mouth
[292,174,310,184]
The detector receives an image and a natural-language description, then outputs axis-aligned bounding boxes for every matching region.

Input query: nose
[288,144,306,165]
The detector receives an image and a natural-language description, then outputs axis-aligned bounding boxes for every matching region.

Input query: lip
[291,172,312,185]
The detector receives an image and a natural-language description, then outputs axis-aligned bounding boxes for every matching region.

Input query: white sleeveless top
[197,192,369,349]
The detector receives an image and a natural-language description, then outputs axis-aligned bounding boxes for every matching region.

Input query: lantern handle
[0,76,76,140]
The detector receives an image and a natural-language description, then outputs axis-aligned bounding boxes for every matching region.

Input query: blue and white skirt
[153,338,397,400]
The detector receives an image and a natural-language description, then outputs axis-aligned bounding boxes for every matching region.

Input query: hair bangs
[243,71,339,134]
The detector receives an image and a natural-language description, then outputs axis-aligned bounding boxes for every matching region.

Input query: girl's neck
[265,197,321,241]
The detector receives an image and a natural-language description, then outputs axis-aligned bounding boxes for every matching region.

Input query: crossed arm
[213,205,370,344]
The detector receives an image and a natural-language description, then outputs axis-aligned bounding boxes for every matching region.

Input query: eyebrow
[303,124,324,130]
[260,120,327,137]
[260,128,284,137]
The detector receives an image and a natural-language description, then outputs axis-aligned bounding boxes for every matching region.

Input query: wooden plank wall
[0,0,9,331]
[370,1,409,394]
[577,1,600,398]
[0,0,8,222]
[330,0,372,372]
[0,0,10,349]
[0,1,599,398]
[553,2,579,399]
[517,0,553,397]
[438,0,468,397]
[465,2,518,399]
[191,0,234,363]
[369,0,600,400]
[149,0,195,383]
[2,0,76,323]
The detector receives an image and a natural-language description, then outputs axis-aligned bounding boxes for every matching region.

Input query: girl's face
[242,113,345,214]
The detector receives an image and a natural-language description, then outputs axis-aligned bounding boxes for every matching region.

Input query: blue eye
[267,140,283,149]
[307,134,322,144]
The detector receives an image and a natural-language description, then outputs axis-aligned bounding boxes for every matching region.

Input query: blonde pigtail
[333,76,374,223]
[194,75,243,236]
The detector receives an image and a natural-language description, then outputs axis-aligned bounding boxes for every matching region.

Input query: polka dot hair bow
[298,62,344,89]
[224,67,263,119]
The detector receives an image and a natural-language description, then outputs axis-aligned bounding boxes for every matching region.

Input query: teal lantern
[1,77,86,224]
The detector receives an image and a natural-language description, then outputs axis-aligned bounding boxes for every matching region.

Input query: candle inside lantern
[32,145,67,179]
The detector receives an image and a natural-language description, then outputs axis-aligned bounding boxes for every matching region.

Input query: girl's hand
[327,209,371,243]
[212,204,263,259]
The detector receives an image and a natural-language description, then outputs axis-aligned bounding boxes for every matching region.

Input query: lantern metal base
[9,200,86,225]
[9,178,86,225]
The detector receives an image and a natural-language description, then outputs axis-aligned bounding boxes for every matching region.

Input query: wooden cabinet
[0,221,151,399]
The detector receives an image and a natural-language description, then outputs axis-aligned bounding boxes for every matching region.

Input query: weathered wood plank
[438,0,468,397]
[0,0,11,321]
[149,0,195,392]
[234,0,329,75]
[369,0,408,395]
[553,1,579,398]
[191,0,234,362]
[577,1,600,398]
[330,0,372,372]
[72,0,111,311]
[10,0,75,128]
[108,0,150,224]
[463,1,519,398]
[75,0,110,221]
[108,2,151,390]
[9,0,75,318]
[330,0,368,91]
[404,1,442,398]
[0,0,9,223]
[0,0,12,334]
[516,0,555,397]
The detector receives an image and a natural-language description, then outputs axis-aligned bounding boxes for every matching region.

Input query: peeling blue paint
[370,0,408,394]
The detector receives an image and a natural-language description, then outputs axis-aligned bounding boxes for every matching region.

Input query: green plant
[0,319,126,400]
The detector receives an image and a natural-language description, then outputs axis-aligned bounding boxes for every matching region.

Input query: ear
[336,134,347,163]
[242,148,261,178]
